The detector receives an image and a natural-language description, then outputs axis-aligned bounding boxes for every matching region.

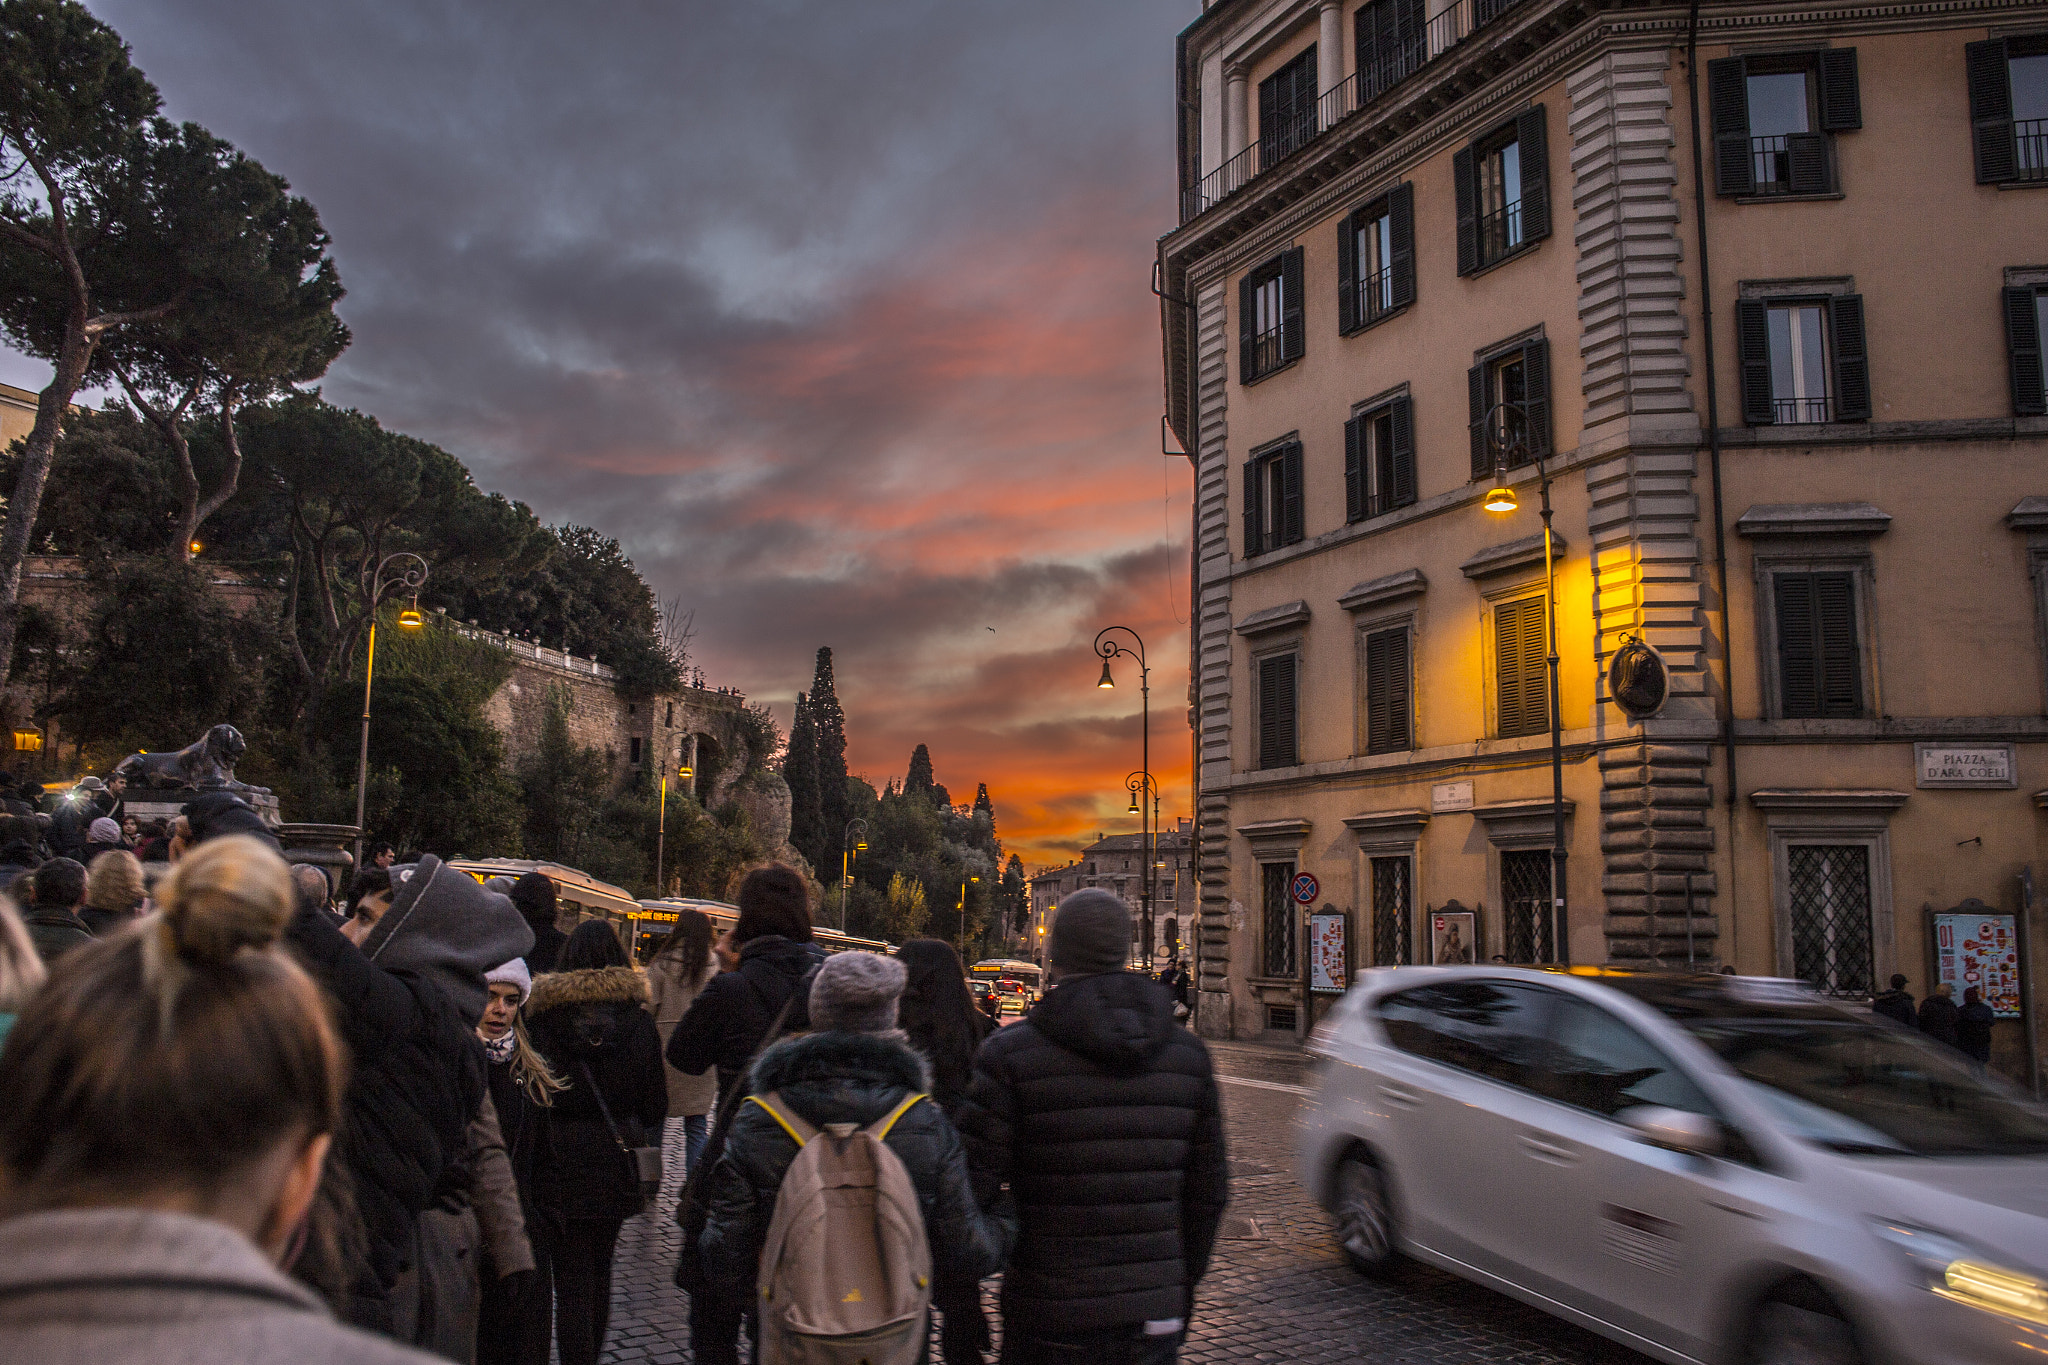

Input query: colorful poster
[1932,912,2022,1019]
[1309,912,1347,993]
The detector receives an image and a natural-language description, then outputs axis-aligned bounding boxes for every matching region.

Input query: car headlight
[1871,1219,2048,1326]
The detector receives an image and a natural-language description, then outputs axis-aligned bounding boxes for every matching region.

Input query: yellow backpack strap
[868,1093,927,1142]
[745,1091,816,1147]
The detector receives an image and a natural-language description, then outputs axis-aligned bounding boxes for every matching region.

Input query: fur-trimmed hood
[748,1028,931,1130]
[525,965,648,1017]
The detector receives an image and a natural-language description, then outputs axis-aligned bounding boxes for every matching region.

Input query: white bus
[969,958,1044,1015]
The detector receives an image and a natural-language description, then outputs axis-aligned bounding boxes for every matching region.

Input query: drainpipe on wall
[1686,0,1743,966]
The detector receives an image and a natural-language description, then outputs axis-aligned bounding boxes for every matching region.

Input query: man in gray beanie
[957,889,1226,1364]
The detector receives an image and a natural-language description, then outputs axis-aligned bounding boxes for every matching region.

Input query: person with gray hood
[284,854,533,1341]
[958,889,1226,1365]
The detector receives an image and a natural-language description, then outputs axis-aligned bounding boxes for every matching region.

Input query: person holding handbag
[520,922,666,1365]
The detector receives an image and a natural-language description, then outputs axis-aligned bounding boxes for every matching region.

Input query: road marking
[1217,1073,1311,1097]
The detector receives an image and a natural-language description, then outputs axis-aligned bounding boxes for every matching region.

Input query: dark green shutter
[1454,145,1478,275]
[1337,210,1360,333]
[1389,397,1416,507]
[1496,597,1548,738]
[1776,572,1860,718]
[1522,337,1552,456]
[1344,414,1366,522]
[1239,272,1258,381]
[1281,442,1305,544]
[1709,57,1754,195]
[1816,574,1860,716]
[1786,133,1830,195]
[1260,653,1298,768]
[2005,285,2046,417]
[1389,181,1416,309]
[1818,49,1861,130]
[1366,627,1411,754]
[1775,574,1818,717]
[1281,248,1306,362]
[1967,40,2016,185]
[1517,106,1550,244]
[1736,298,1774,424]
[1469,362,1489,478]
[1829,294,1871,421]
[1243,459,1263,556]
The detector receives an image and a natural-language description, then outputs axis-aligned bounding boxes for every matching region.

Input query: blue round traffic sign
[1291,872,1320,904]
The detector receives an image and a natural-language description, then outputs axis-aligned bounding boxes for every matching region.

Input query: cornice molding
[1748,788,1911,811]
[1340,568,1429,613]
[1234,599,1313,636]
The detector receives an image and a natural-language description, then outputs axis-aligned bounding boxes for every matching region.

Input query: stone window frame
[1471,797,1575,960]
[1346,809,1429,967]
[1478,575,1550,741]
[1237,818,1312,989]
[1247,632,1306,772]
[1752,791,1905,987]
[1353,606,1417,758]
[1749,547,1883,722]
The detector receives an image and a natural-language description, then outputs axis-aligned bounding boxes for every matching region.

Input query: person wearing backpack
[698,950,1009,1365]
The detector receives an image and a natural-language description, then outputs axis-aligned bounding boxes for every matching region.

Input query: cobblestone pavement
[598,1040,1652,1364]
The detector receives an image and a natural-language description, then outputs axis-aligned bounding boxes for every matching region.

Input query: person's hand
[712,927,739,972]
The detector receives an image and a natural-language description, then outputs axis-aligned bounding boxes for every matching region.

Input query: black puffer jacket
[182,791,283,854]
[958,971,1227,1332]
[524,966,669,1224]
[665,934,815,1097]
[699,1029,1009,1302]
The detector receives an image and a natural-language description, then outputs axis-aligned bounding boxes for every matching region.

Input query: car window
[1374,981,1556,1092]
[1532,996,1718,1120]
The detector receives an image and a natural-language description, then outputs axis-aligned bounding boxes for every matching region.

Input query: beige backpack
[747,1090,934,1365]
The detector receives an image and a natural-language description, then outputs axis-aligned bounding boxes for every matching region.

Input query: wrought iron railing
[1772,394,1832,424]
[1180,0,1527,221]
[1347,264,1396,327]
[1370,857,1410,966]
[1359,484,1416,520]
[1248,326,1286,379]
[1476,199,1523,267]
[2019,119,2048,183]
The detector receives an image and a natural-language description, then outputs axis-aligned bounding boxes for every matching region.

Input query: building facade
[1028,820,1197,965]
[1160,0,2048,1072]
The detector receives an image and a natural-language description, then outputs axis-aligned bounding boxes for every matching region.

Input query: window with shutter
[1243,443,1305,556]
[1494,596,1549,738]
[1471,341,1543,473]
[1827,294,1871,421]
[1364,626,1412,754]
[1258,47,1319,171]
[1969,39,2048,184]
[1739,292,1868,424]
[1345,395,1416,522]
[1339,185,1413,334]
[1710,51,1857,197]
[2004,285,2048,416]
[1774,571,1861,718]
[1356,0,1426,104]
[1280,248,1306,363]
[1241,253,1298,381]
[1258,652,1299,769]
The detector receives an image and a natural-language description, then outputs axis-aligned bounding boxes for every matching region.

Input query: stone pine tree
[807,647,849,859]
[782,690,823,872]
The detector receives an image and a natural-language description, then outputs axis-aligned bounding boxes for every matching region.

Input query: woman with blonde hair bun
[81,849,147,937]
[0,897,44,1050]
[0,834,437,1364]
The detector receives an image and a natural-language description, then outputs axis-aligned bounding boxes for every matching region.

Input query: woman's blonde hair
[85,848,145,914]
[0,835,345,1212]
[508,1014,566,1106]
[0,896,45,1015]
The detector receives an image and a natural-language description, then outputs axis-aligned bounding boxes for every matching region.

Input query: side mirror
[1621,1104,1723,1157]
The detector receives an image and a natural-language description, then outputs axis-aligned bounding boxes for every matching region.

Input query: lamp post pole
[1095,627,1152,968]
[352,552,429,872]
[1126,770,1159,967]
[840,817,870,932]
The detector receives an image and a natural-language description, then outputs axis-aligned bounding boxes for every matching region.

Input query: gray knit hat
[1049,888,1131,977]
[809,950,907,1033]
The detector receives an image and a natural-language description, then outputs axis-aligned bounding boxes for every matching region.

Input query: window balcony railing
[1347,263,1397,326]
[1773,395,1833,424]
[1476,199,1523,267]
[1180,0,1527,221]
[1749,132,1829,196]
[1248,327,1286,379]
[1358,485,1415,519]
[2020,119,2048,183]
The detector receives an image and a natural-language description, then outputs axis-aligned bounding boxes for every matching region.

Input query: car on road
[1296,966,2048,1365]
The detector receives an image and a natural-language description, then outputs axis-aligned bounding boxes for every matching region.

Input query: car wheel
[1332,1153,1398,1275]
[1747,1297,1865,1365]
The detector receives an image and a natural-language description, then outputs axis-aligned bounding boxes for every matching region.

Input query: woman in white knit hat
[475,957,562,1365]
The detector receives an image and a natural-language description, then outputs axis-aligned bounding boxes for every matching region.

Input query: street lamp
[1126,770,1159,968]
[958,874,981,953]
[1094,626,1154,969]
[656,762,694,899]
[352,552,430,870]
[1482,403,1570,966]
[840,817,870,932]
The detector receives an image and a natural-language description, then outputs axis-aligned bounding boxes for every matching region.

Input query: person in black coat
[1918,982,1963,1048]
[522,922,667,1365]
[1958,986,1997,1064]
[699,952,1007,1329]
[959,890,1227,1365]
[510,871,567,975]
[1871,973,1917,1029]
[183,790,285,855]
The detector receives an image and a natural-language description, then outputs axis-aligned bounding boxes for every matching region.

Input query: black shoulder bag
[580,1057,662,1213]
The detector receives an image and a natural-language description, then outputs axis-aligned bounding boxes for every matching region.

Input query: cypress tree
[809,647,850,859]
[783,691,823,871]
[905,744,936,803]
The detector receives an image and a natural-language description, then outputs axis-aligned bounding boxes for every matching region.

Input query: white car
[1295,966,2048,1365]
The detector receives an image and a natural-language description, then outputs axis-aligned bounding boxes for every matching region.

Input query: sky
[3,0,1202,867]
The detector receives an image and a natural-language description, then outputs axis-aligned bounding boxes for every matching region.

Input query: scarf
[482,1030,517,1064]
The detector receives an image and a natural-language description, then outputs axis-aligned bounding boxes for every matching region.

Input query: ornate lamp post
[957,874,981,953]
[1125,770,1160,968]
[352,552,429,869]
[1482,407,1570,966]
[1095,626,1151,970]
[840,817,870,932]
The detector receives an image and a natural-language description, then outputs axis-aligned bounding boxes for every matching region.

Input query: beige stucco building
[1159,0,2048,1072]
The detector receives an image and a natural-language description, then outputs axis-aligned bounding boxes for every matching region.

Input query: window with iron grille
[1258,46,1320,170]
[1709,51,1859,197]
[1257,652,1299,769]
[1338,184,1415,333]
[1345,396,1415,522]
[1735,294,1871,424]
[1262,861,1297,977]
[1354,0,1426,106]
[1454,108,1549,275]
[1494,595,1549,739]
[1501,849,1557,963]
[1361,625,1411,754]
[1772,571,1862,718]
[1369,856,1411,966]
[1966,36,2048,185]
[1467,336,1553,478]
[1239,249,1305,382]
[2004,284,2048,417]
[1788,843,1873,995]
[1242,440,1304,557]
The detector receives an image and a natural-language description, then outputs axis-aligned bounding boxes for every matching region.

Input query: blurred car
[1295,966,2048,1365]
[969,980,1002,1020]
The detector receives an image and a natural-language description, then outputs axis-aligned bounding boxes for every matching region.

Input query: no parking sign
[1291,871,1319,905]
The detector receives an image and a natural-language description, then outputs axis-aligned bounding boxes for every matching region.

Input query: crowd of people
[0,776,1230,1365]
[1870,972,2000,1063]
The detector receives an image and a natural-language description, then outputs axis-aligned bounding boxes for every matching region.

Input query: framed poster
[1932,908,2022,1019]
[1431,909,1478,965]
[1310,911,1348,993]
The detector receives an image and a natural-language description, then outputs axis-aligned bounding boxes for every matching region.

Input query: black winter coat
[1919,993,1962,1045]
[1958,1001,1996,1061]
[958,971,1227,1332]
[486,1055,543,1222]
[285,904,486,1294]
[1871,989,1917,1029]
[523,966,669,1224]
[699,1029,1009,1303]
[665,935,815,1097]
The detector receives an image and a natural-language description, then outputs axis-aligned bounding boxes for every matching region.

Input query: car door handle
[1376,1083,1422,1108]
[1520,1136,1578,1165]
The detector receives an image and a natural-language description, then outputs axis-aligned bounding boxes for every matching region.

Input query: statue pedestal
[279,823,361,898]
[126,786,281,830]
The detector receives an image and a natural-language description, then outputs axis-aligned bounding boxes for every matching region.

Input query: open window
[1710,49,1860,197]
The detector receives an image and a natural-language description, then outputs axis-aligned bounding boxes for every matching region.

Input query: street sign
[1309,912,1347,993]
[1291,871,1320,904]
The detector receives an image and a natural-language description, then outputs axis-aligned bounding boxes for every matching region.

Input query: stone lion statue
[112,724,252,791]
